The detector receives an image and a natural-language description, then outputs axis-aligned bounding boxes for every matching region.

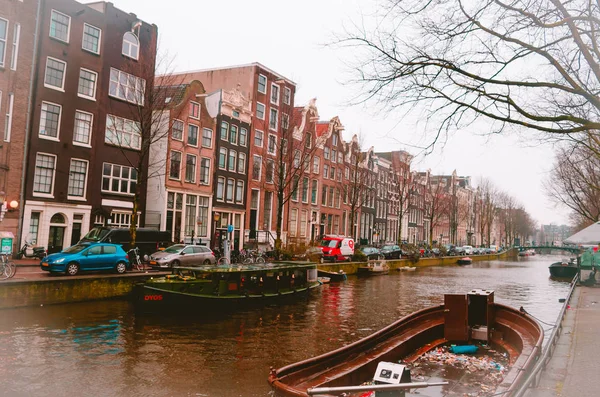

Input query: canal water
[0,255,573,397]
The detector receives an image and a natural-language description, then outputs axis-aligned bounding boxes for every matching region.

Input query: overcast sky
[103,0,571,226]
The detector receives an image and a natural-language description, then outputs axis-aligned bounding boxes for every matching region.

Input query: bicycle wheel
[255,256,266,264]
[0,264,9,280]
[218,257,230,266]
[243,257,253,264]
[7,261,16,278]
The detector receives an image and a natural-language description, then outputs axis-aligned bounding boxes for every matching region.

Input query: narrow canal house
[145,80,218,246]
[20,0,157,253]
[0,0,38,250]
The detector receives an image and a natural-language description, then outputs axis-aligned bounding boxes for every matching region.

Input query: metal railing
[513,272,579,397]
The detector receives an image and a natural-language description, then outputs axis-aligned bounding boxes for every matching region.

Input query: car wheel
[66,262,79,276]
[203,259,211,265]
[115,261,127,274]
[171,260,180,268]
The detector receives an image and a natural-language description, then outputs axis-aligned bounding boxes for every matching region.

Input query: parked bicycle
[241,249,266,264]
[128,247,144,272]
[0,254,16,280]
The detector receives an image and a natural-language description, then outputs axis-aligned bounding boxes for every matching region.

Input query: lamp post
[213,212,221,251]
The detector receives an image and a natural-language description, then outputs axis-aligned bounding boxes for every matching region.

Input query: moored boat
[397,266,416,271]
[549,258,578,279]
[457,257,472,265]
[357,260,390,276]
[268,289,543,397]
[317,269,348,281]
[136,262,320,311]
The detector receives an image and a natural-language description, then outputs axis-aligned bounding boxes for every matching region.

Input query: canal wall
[0,273,161,310]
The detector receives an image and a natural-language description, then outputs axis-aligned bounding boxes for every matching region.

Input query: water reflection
[0,255,571,397]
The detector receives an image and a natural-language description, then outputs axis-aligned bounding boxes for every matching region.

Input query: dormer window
[122,32,139,60]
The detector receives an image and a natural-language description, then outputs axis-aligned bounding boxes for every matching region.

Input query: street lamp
[213,212,221,250]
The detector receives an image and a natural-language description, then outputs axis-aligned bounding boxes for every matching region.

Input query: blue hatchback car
[40,243,130,276]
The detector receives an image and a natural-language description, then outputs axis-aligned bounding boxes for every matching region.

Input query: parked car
[455,246,466,255]
[40,243,130,276]
[295,247,324,263]
[431,248,441,257]
[318,235,355,262]
[79,227,173,259]
[149,244,216,268]
[462,245,473,255]
[357,246,383,260]
[380,244,403,259]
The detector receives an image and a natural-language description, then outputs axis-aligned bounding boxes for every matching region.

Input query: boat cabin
[444,289,495,342]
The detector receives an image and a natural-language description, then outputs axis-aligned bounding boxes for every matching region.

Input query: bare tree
[544,142,600,226]
[340,0,600,153]
[425,176,451,247]
[476,178,497,247]
[392,156,412,245]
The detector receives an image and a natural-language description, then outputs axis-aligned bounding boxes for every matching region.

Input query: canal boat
[317,269,348,281]
[549,258,578,279]
[135,262,320,311]
[397,266,416,271]
[357,260,390,276]
[457,257,473,265]
[268,289,543,397]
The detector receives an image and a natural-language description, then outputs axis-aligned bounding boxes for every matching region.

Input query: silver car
[149,244,216,268]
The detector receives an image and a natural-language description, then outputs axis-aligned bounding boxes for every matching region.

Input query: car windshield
[163,244,185,253]
[81,227,110,241]
[382,245,395,250]
[63,244,88,254]
[320,240,338,248]
[362,247,375,253]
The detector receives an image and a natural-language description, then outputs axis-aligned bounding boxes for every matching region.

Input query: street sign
[227,224,234,233]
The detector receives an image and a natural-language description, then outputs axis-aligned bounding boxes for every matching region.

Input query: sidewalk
[528,278,600,397]
[12,258,41,267]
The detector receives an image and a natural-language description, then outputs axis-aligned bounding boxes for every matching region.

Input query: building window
[321,185,327,205]
[332,149,337,163]
[82,23,101,54]
[328,187,334,207]
[218,148,227,169]
[185,154,197,183]
[101,163,137,194]
[33,153,56,195]
[50,10,70,43]
[78,68,97,100]
[232,110,240,118]
[230,124,238,144]
[300,210,307,238]
[291,175,299,201]
[256,102,266,120]
[323,164,329,179]
[200,158,210,185]
[110,212,139,228]
[169,151,181,180]
[109,68,145,105]
[44,57,66,90]
[73,110,93,146]
[0,18,7,68]
[258,74,267,94]
[216,177,225,201]
[187,124,198,146]
[202,128,212,148]
[10,23,20,70]
[228,150,236,171]
[172,120,183,140]
[271,83,279,104]
[39,102,61,140]
[198,196,209,236]
[226,179,234,202]
[311,180,318,204]
[283,87,291,105]
[122,31,139,60]
[267,134,276,155]
[4,93,14,142]
[269,108,278,130]
[313,156,320,174]
[29,212,40,244]
[185,195,197,236]
[68,159,88,198]
[281,113,289,130]
[239,128,248,146]
[254,129,263,147]
[220,121,228,140]
[265,159,274,183]
[235,180,244,203]
[289,208,298,237]
[252,155,262,180]
[338,151,343,163]
[189,101,200,119]
[302,177,309,203]
[264,191,273,230]
[105,114,141,150]
[238,152,246,174]
[324,147,330,160]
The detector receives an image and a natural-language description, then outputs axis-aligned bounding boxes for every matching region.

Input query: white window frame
[202,127,213,148]
[265,159,274,184]
[39,101,62,141]
[73,110,93,147]
[44,56,66,91]
[270,83,280,105]
[216,177,225,201]
[256,102,266,120]
[252,155,262,181]
[33,152,57,198]
[187,123,199,147]
[200,157,211,185]
[239,127,248,147]
[228,149,237,172]
[283,87,291,105]
[171,119,184,141]
[49,9,71,43]
[235,180,244,203]
[237,152,246,174]
[169,150,182,180]
[122,31,139,60]
[185,153,197,183]
[109,67,145,106]
[189,101,200,119]
[10,23,20,70]
[102,163,137,195]
[0,18,7,68]
[82,23,101,55]
[267,134,277,155]
[67,158,89,201]
[258,74,267,94]
[4,92,14,142]
[281,113,289,130]
[313,156,320,174]
[218,147,227,170]
[77,67,98,100]
[269,108,278,131]
[254,129,264,147]
[105,114,141,150]
[226,178,235,203]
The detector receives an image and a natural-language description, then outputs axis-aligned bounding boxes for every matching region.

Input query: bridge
[517,245,584,254]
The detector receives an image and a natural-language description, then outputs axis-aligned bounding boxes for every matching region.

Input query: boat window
[163,244,185,253]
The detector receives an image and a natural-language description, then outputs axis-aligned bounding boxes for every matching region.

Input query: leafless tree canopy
[341,0,600,151]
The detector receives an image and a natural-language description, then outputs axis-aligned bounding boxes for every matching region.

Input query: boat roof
[173,262,316,273]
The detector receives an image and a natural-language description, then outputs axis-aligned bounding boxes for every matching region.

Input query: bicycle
[128,247,144,272]
[0,254,16,280]
[217,256,231,266]
[242,249,266,264]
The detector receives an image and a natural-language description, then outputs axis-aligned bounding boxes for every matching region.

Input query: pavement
[527,271,600,397]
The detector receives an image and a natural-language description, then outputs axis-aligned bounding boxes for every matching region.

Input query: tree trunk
[397,214,403,245]
[275,191,284,259]
[130,192,138,250]
[349,208,356,241]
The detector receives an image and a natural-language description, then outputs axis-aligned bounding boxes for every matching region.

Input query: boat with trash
[135,262,320,311]
[268,289,543,397]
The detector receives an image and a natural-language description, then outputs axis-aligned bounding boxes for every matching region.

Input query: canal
[0,255,572,397]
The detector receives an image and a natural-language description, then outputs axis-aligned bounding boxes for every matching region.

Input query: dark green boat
[135,262,320,311]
